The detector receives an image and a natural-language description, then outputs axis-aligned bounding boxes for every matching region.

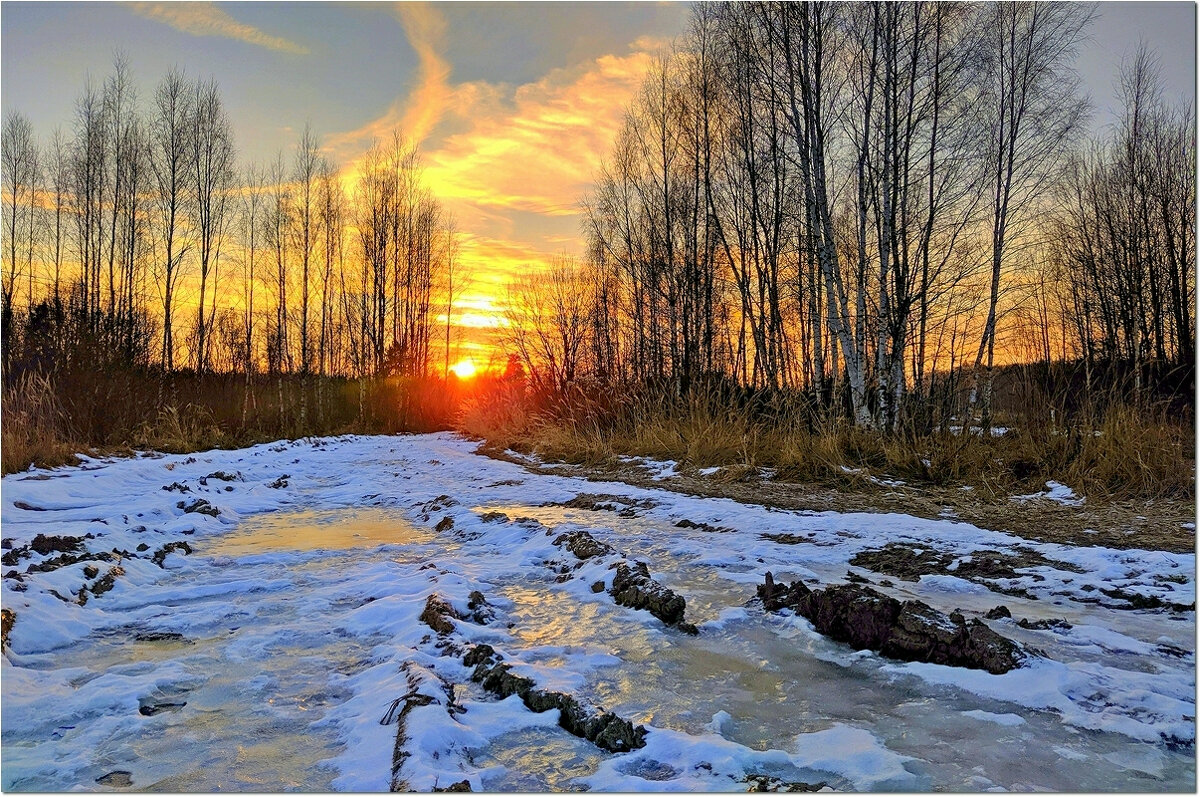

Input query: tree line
[1,56,461,386]
[501,1,1193,431]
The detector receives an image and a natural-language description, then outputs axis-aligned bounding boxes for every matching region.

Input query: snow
[1,433,1194,791]
[1014,480,1085,506]
[961,710,1026,726]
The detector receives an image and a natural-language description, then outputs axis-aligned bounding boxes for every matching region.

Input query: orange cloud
[126,2,308,54]
[424,46,661,222]
[325,2,451,163]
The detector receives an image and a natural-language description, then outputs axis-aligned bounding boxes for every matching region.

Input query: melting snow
[0,433,1193,791]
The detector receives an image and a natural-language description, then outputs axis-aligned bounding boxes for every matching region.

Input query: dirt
[848,543,1080,585]
[151,541,192,567]
[757,573,1027,674]
[550,528,698,633]
[508,458,1195,554]
[463,643,648,753]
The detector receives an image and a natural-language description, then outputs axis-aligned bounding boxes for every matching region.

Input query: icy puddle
[2,508,433,791]
[2,435,1194,792]
[468,502,1196,792]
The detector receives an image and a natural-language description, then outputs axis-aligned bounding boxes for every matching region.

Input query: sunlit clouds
[322,4,670,346]
[126,2,309,54]
[324,2,452,162]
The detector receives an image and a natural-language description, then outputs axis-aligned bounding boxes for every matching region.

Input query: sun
[449,358,478,379]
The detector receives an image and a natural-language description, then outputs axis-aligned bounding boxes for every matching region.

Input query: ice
[961,710,1026,726]
[1013,480,1085,506]
[1,433,1194,791]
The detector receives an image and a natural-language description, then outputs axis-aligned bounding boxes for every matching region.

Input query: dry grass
[462,382,1194,553]
[1,373,82,474]
[459,381,1195,504]
[1,369,470,475]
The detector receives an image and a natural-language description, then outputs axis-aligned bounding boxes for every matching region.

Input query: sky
[1,1,1196,364]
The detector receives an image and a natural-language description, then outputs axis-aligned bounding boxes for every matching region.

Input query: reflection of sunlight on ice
[205,508,433,556]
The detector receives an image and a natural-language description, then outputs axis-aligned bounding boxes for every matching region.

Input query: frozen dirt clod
[177,499,219,517]
[550,529,698,632]
[150,541,192,567]
[95,771,133,787]
[387,662,459,792]
[553,530,615,561]
[432,779,472,792]
[757,573,1027,674]
[610,561,697,634]
[419,594,459,635]
[462,643,648,753]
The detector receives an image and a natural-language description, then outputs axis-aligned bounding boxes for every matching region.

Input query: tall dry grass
[458,379,1194,501]
[2,373,82,474]
[1,367,472,475]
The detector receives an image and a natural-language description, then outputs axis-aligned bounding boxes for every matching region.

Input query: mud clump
[95,771,133,787]
[200,471,241,484]
[744,774,828,792]
[26,549,115,574]
[463,644,647,752]
[433,780,472,792]
[1100,587,1195,613]
[31,533,84,556]
[851,543,1061,582]
[1,608,14,649]
[551,530,697,633]
[420,594,460,634]
[553,530,615,561]
[1017,617,1072,630]
[435,516,454,532]
[420,592,493,636]
[177,499,219,517]
[386,662,460,791]
[611,561,697,634]
[760,532,819,545]
[151,541,192,567]
[758,573,1026,674]
[676,519,732,533]
[138,700,186,716]
[557,493,658,516]
[419,495,457,515]
[89,566,125,597]
[134,631,191,643]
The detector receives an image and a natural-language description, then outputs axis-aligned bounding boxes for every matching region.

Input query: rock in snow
[757,572,1027,674]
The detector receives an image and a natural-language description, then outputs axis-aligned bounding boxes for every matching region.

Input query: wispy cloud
[329,31,664,297]
[126,2,308,55]
[425,43,662,222]
[325,2,451,159]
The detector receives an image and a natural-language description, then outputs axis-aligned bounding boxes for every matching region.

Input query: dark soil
[757,572,1027,674]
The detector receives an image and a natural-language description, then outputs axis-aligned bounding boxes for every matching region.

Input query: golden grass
[1,373,82,474]
[458,381,1195,503]
[0,370,470,475]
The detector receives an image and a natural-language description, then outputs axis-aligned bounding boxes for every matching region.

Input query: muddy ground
[496,455,1196,555]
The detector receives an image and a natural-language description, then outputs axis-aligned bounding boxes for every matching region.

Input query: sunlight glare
[450,359,478,379]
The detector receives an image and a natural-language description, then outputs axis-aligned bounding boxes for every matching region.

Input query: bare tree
[504,256,594,394]
[190,76,236,373]
[292,124,320,374]
[149,68,194,370]
[971,2,1093,428]
[2,112,39,318]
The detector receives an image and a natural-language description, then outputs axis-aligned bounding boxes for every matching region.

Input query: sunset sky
[2,1,1195,365]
